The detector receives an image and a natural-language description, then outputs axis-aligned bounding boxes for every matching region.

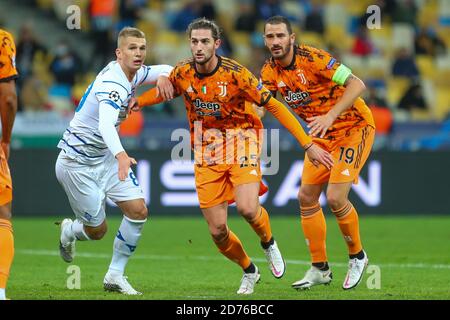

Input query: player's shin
[214,229,251,270]
[248,206,273,244]
[107,216,146,275]
[300,204,327,263]
[332,201,363,255]
[0,219,14,297]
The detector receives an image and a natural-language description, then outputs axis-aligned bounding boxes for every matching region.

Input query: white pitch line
[16,249,450,270]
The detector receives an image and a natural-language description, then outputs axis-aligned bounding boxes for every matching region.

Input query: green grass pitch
[7,215,450,300]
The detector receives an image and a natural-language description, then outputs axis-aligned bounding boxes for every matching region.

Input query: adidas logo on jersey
[249,169,258,176]
[341,169,350,176]
[277,81,286,88]
[187,85,194,93]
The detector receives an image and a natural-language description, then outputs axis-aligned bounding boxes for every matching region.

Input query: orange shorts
[194,162,268,209]
[0,148,13,206]
[302,125,375,185]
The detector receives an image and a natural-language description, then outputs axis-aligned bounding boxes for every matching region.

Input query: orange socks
[332,202,362,255]
[214,229,251,270]
[248,207,273,243]
[300,203,327,263]
[0,219,14,289]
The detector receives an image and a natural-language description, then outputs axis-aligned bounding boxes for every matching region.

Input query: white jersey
[57,61,172,165]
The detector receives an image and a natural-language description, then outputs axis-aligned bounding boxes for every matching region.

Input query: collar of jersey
[194,55,222,78]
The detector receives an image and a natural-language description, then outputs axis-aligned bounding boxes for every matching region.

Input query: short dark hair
[264,15,293,34]
[187,17,221,41]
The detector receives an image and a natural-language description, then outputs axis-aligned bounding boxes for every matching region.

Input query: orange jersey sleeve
[137,87,164,107]
[0,29,18,82]
[264,96,312,147]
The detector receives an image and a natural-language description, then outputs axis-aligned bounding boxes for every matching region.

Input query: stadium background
[1,0,449,300]
[1,0,449,216]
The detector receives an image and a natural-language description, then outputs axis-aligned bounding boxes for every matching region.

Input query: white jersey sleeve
[98,101,124,157]
[133,64,173,86]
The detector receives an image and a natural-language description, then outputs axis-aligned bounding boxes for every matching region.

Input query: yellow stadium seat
[386,77,411,107]
[298,31,324,48]
[435,87,450,120]
[325,26,352,51]
[416,55,436,79]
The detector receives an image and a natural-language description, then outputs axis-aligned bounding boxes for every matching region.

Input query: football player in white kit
[55,27,174,295]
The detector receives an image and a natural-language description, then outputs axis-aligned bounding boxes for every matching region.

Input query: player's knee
[0,205,12,220]
[125,202,148,221]
[237,204,258,220]
[86,225,107,240]
[326,192,346,211]
[298,188,318,207]
[210,224,228,243]
[133,205,148,221]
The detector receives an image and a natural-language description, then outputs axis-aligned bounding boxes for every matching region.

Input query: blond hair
[117,27,145,47]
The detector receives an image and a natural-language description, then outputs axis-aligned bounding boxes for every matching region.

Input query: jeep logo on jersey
[284,90,311,105]
[109,90,120,102]
[194,99,221,111]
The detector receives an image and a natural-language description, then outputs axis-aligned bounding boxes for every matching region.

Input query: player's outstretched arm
[265,96,334,170]
[307,73,366,138]
[0,81,18,160]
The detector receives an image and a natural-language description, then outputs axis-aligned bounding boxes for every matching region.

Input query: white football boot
[59,218,75,263]
[292,266,333,290]
[342,251,368,290]
[103,273,142,295]
[263,241,286,279]
[236,265,261,295]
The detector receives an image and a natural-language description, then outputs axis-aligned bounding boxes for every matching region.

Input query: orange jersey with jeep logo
[261,45,374,142]
[169,56,272,166]
[0,29,18,82]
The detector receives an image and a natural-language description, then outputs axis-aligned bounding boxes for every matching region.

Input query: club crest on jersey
[109,90,120,102]
[217,82,227,97]
[297,70,307,85]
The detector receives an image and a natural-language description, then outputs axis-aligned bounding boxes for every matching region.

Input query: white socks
[62,219,90,243]
[107,216,146,276]
[0,288,5,300]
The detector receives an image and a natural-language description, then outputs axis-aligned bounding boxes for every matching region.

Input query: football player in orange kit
[135,18,334,294]
[260,16,375,290]
[0,28,18,300]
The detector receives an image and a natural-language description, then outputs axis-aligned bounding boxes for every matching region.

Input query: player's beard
[271,43,292,61]
[195,52,213,65]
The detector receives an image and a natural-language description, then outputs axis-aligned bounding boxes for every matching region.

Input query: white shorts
[55,150,144,227]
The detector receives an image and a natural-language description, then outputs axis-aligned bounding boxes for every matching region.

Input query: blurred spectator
[352,27,375,57]
[414,27,446,57]
[366,87,393,136]
[88,0,116,70]
[49,40,82,87]
[391,0,417,26]
[120,109,144,137]
[256,0,284,21]
[217,31,234,57]
[398,82,427,111]
[199,0,217,20]
[304,3,325,35]
[170,0,200,32]
[118,0,143,29]
[16,24,47,83]
[235,2,258,33]
[392,48,419,78]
